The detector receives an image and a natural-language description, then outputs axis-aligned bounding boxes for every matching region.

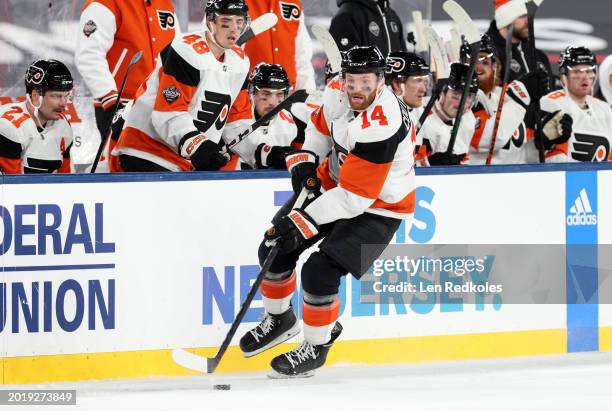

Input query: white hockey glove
[542,110,573,145]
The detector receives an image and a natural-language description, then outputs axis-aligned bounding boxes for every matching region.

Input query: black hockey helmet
[25,59,73,95]
[249,63,290,96]
[385,51,430,84]
[205,0,248,17]
[559,46,596,74]
[446,62,479,94]
[460,34,496,64]
[341,46,386,76]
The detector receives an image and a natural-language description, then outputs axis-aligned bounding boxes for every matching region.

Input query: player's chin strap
[205,16,249,50]
[26,93,47,132]
[205,20,228,50]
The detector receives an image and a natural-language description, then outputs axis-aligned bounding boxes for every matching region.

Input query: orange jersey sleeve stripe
[227,89,253,123]
[153,67,198,113]
[545,142,568,158]
[0,158,21,174]
[316,159,338,191]
[261,271,296,300]
[339,154,393,199]
[311,107,331,137]
[115,126,194,171]
[371,189,415,214]
[470,109,489,150]
[302,298,340,327]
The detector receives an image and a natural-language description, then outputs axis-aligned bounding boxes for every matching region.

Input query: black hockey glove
[94,100,124,139]
[427,152,466,166]
[180,134,229,171]
[255,143,294,169]
[109,105,127,142]
[265,209,319,253]
[542,110,573,148]
[518,69,550,102]
[285,150,321,195]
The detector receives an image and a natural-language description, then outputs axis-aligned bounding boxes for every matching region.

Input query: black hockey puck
[213,384,231,390]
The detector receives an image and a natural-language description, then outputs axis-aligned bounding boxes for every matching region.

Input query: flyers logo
[502,123,526,150]
[157,11,176,30]
[571,133,610,162]
[385,56,406,74]
[280,2,301,20]
[194,90,232,133]
[29,67,45,85]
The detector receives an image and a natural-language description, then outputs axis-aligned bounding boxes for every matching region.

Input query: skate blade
[242,322,301,358]
[267,369,315,379]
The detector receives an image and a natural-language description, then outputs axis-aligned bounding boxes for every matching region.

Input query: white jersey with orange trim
[418,102,475,165]
[226,108,299,169]
[302,84,416,225]
[540,90,612,162]
[112,31,252,171]
[0,101,73,174]
[469,82,531,165]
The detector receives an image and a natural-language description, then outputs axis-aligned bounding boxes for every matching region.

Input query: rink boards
[1,163,612,383]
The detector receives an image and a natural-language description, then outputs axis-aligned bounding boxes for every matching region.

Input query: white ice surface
[9,352,612,411]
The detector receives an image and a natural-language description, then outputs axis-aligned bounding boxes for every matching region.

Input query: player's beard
[348,86,379,111]
[515,25,529,41]
[479,71,496,95]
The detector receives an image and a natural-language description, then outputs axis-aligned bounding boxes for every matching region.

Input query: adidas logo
[567,188,597,226]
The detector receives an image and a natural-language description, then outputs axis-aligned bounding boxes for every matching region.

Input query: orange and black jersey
[303,85,416,225]
[112,31,252,171]
[0,102,72,174]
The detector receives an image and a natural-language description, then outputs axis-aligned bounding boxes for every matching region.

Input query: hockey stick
[411,11,428,54]
[172,185,313,374]
[416,27,450,134]
[525,0,545,163]
[90,51,143,173]
[236,13,278,47]
[486,23,515,164]
[226,89,308,150]
[442,0,481,156]
[311,24,342,74]
[447,26,462,62]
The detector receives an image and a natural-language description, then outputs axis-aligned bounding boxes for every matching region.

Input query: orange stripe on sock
[303,298,340,327]
[261,271,296,299]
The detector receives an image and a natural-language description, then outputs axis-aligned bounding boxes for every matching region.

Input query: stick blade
[442,0,480,45]
[311,24,342,74]
[236,13,278,46]
[250,12,278,36]
[424,27,450,79]
[411,11,428,53]
[172,348,213,374]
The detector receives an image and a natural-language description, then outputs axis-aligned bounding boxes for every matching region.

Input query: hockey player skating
[110,0,253,172]
[0,60,74,174]
[462,35,532,165]
[418,62,478,166]
[541,46,612,162]
[239,46,416,378]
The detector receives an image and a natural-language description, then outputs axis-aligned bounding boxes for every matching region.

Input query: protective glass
[567,65,597,80]
[45,89,75,104]
[215,14,249,35]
